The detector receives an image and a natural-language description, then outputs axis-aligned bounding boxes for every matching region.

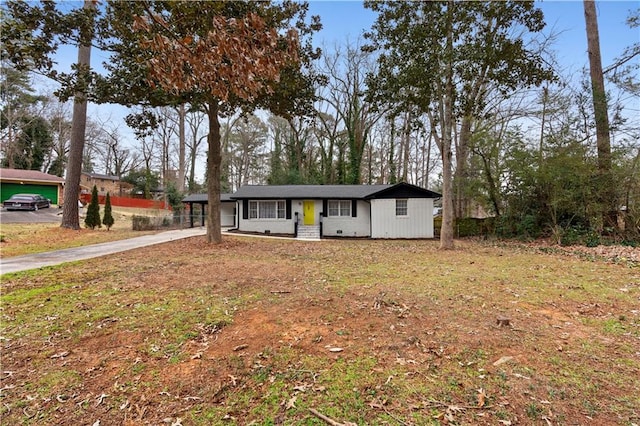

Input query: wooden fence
[80,194,169,210]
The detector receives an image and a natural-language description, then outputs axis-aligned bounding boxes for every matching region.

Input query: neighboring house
[80,172,121,196]
[0,168,65,205]
[182,193,236,228]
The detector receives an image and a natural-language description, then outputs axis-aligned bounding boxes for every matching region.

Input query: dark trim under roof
[182,193,234,203]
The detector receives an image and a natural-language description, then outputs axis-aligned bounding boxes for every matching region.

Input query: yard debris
[309,408,358,426]
[513,373,531,380]
[182,396,202,401]
[95,393,108,406]
[493,356,515,366]
[0,384,16,396]
[496,316,511,327]
[328,347,344,352]
[233,344,248,351]
[477,388,487,407]
[23,407,36,419]
[50,351,69,359]
[285,395,297,410]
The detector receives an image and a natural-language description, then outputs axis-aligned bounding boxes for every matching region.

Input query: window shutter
[352,200,357,217]
[243,199,248,219]
[322,199,328,217]
[286,199,292,219]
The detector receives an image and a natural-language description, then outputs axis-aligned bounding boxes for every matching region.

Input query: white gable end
[370,198,434,239]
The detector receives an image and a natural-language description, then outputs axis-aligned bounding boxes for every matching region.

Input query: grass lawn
[1,236,638,425]
[0,207,167,258]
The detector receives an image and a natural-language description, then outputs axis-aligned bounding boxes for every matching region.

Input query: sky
[308,0,638,72]
[38,1,640,181]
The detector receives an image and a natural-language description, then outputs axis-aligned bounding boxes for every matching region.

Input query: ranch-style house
[184,182,441,239]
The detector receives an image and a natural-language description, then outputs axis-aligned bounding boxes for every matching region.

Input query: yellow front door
[303,200,314,225]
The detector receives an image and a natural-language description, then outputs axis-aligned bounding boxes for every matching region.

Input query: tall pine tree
[102,192,114,231]
[84,185,101,229]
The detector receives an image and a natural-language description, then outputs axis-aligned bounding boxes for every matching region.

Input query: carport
[182,193,236,228]
[0,168,64,204]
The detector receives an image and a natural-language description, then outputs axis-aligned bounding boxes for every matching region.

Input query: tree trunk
[401,111,410,182]
[439,2,455,250]
[454,115,472,218]
[206,102,222,243]
[584,0,616,230]
[61,0,94,230]
[178,103,186,192]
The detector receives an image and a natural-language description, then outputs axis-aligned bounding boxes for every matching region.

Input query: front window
[396,199,408,216]
[328,200,351,217]
[249,200,286,219]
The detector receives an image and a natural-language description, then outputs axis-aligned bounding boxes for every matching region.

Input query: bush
[516,214,541,240]
[131,215,175,231]
[84,185,101,230]
[584,231,601,247]
[455,218,485,237]
[102,193,115,230]
[132,215,153,231]
[560,226,582,246]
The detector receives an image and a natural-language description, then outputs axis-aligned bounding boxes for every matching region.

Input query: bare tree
[317,40,383,184]
[184,107,208,191]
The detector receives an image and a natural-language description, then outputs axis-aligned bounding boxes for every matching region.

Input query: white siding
[220,202,236,227]
[322,200,371,237]
[370,198,434,238]
[237,199,307,235]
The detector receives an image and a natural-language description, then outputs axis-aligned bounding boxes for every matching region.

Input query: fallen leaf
[492,356,514,366]
[285,395,297,410]
[477,388,486,407]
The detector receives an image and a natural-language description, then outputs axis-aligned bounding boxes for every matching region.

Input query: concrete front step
[297,225,321,240]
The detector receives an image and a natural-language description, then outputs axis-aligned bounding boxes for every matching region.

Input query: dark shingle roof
[82,172,119,181]
[231,185,393,199]
[182,184,441,203]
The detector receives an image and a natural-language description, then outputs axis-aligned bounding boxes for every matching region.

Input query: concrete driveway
[0,227,207,275]
[0,206,63,223]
